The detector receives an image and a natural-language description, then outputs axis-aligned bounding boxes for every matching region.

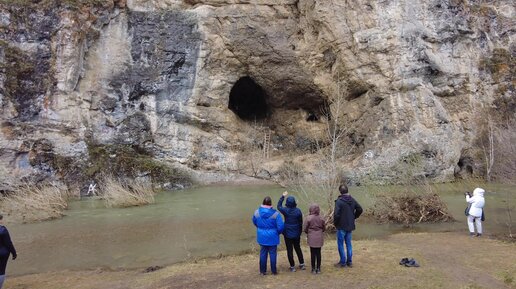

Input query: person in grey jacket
[0,214,17,289]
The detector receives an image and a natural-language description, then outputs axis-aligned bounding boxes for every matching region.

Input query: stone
[0,0,514,189]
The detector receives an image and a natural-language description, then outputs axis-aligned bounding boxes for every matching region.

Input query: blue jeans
[259,245,277,274]
[337,230,353,265]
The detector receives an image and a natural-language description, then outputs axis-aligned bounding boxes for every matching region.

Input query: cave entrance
[228,76,268,120]
[456,156,474,177]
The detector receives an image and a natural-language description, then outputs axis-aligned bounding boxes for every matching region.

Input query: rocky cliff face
[0,0,514,191]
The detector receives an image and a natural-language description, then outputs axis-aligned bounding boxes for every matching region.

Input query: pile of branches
[367,193,455,226]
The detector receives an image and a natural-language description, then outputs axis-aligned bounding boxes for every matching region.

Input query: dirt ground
[8,232,516,289]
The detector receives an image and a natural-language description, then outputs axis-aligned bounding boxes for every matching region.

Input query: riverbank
[8,232,515,289]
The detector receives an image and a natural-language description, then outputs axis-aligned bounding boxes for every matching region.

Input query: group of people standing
[252,184,363,275]
[253,184,488,275]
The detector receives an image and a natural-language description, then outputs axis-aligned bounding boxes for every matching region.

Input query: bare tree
[280,78,354,229]
[237,121,269,178]
[492,119,516,182]
[493,119,516,239]
[480,115,495,182]
[476,110,515,238]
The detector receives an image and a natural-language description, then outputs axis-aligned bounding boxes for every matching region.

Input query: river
[7,183,515,276]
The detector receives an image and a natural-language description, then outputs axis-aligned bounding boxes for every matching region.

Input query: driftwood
[366,193,455,226]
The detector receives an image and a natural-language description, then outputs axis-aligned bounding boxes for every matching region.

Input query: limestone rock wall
[0,0,514,190]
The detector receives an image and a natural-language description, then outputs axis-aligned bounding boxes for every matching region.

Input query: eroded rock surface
[0,0,514,190]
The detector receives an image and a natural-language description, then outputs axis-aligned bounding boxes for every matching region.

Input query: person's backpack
[464,204,486,221]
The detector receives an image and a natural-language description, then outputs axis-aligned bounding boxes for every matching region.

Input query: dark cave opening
[306,111,319,122]
[228,76,268,120]
[457,157,474,175]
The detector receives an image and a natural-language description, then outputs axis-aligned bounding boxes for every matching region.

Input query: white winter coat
[466,188,485,217]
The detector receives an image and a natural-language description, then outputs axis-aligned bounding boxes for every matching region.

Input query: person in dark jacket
[253,196,284,275]
[333,184,362,268]
[277,191,305,272]
[303,203,325,274]
[0,214,17,289]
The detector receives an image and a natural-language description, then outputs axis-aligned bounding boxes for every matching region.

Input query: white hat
[473,187,485,196]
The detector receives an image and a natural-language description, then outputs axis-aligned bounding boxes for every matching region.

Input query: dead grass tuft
[0,184,70,223]
[100,176,155,208]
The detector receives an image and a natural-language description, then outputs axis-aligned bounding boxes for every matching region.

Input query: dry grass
[100,176,155,208]
[0,184,70,223]
[9,232,516,289]
[366,191,455,225]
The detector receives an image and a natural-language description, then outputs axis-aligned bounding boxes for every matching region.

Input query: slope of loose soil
[8,232,516,289]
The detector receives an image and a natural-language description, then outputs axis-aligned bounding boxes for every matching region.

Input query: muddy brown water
[7,183,515,276]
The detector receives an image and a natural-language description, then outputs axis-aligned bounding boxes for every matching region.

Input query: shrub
[276,159,305,184]
[0,184,70,223]
[100,176,155,208]
[366,191,455,226]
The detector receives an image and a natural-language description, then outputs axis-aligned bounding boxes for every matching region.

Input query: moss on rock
[0,38,55,119]
[479,48,514,82]
[86,143,192,188]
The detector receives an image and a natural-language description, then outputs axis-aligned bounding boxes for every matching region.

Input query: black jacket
[277,196,303,239]
[0,225,17,275]
[333,194,363,231]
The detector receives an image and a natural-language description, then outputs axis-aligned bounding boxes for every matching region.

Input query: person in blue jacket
[253,196,284,275]
[0,214,17,289]
[277,191,305,272]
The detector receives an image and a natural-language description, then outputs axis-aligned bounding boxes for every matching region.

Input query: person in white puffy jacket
[465,187,485,237]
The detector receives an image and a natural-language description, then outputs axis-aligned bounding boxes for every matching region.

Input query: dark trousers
[259,245,277,274]
[0,256,8,276]
[310,247,321,270]
[284,236,304,267]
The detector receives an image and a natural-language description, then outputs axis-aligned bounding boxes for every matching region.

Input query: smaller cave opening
[306,111,319,122]
[228,76,268,120]
[455,154,474,179]
[457,157,474,175]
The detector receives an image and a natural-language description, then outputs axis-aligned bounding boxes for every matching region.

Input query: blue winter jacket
[277,196,303,239]
[253,206,284,246]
